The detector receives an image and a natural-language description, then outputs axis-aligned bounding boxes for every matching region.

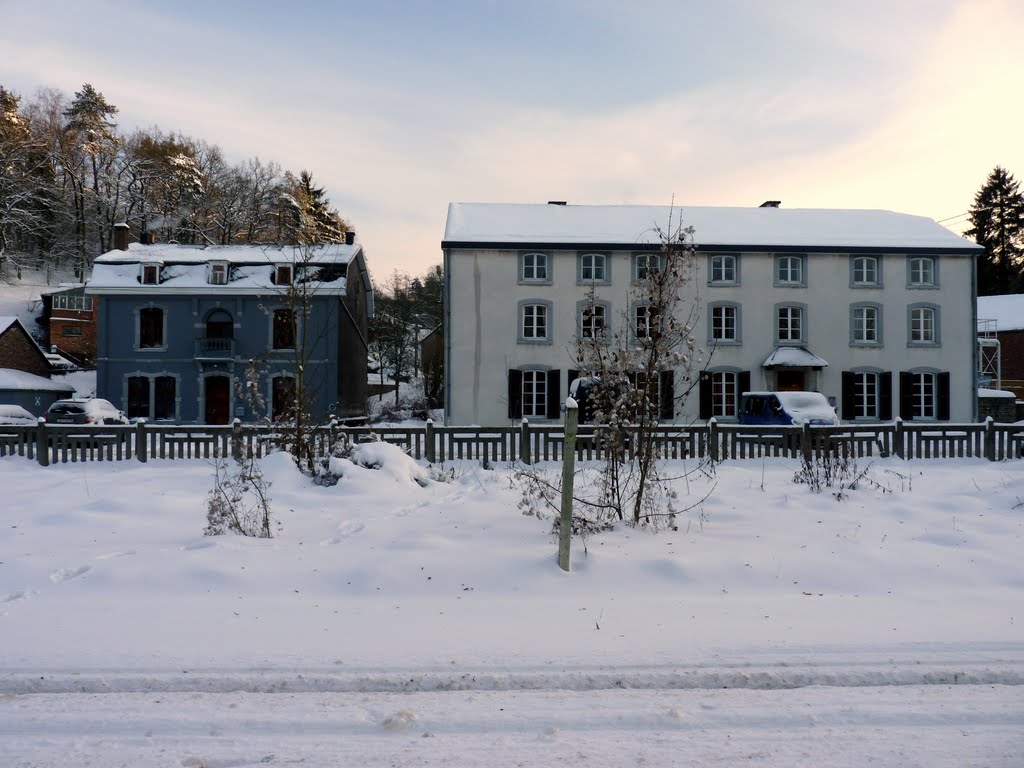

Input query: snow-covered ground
[1,449,1022,765]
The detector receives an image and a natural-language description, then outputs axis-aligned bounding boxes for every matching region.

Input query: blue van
[738,391,838,426]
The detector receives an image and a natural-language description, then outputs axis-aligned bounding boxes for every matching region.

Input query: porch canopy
[762,346,829,368]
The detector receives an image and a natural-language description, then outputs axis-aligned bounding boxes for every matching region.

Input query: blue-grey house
[86,235,372,424]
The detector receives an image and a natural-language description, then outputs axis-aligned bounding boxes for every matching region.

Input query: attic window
[141,263,161,285]
[208,262,228,285]
[275,264,293,286]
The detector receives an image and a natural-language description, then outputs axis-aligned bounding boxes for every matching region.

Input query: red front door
[204,375,230,424]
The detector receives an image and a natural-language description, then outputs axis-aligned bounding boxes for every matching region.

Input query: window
[154,376,176,420]
[141,264,160,285]
[709,303,739,344]
[522,370,548,418]
[633,253,663,281]
[127,374,176,420]
[635,305,661,340]
[138,307,164,349]
[900,370,949,420]
[851,304,881,345]
[272,375,296,421]
[909,371,936,419]
[579,303,606,339]
[53,292,92,311]
[61,325,83,337]
[852,372,878,419]
[712,371,739,417]
[909,304,938,345]
[272,308,296,349]
[851,255,880,286]
[275,264,293,286]
[709,253,738,285]
[521,302,549,341]
[578,253,607,282]
[774,254,805,286]
[209,262,228,285]
[519,251,549,282]
[776,304,804,343]
[908,256,936,287]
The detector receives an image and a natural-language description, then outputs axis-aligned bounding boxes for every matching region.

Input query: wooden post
[136,418,147,463]
[231,418,242,462]
[894,418,904,459]
[36,418,48,467]
[984,415,996,462]
[708,418,719,463]
[520,417,528,466]
[425,418,436,463]
[801,422,813,464]
[558,401,578,572]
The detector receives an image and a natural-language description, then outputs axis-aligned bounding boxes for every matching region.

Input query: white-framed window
[275,264,293,286]
[709,253,738,285]
[909,371,936,419]
[522,303,548,340]
[522,370,548,418]
[634,304,660,339]
[52,292,93,311]
[774,254,805,286]
[710,304,738,343]
[852,371,879,419]
[580,303,606,339]
[712,371,739,418]
[579,253,607,282]
[851,304,880,344]
[908,256,936,287]
[633,253,663,281]
[776,304,804,343]
[852,255,879,286]
[520,251,549,282]
[141,263,160,285]
[208,262,228,285]
[909,305,937,344]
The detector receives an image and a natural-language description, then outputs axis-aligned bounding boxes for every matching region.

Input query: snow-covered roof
[0,368,75,393]
[978,387,1015,399]
[443,203,981,253]
[762,347,829,368]
[88,243,363,295]
[977,294,1024,332]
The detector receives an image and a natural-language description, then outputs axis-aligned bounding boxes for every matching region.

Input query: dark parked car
[43,398,129,425]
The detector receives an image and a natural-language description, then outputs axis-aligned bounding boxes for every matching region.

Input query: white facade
[442,203,981,426]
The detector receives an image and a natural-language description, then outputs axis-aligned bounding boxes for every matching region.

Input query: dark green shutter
[699,372,712,420]
[841,371,855,420]
[507,369,522,419]
[659,370,675,421]
[899,371,913,420]
[546,369,561,419]
[879,372,893,420]
[937,372,951,420]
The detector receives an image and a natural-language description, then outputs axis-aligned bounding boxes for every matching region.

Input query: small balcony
[195,337,235,359]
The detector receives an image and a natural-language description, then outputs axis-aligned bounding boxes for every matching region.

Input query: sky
[2,0,1023,280]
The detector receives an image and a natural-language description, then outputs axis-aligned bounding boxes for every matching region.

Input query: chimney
[113,222,130,251]
[759,200,781,208]
[345,230,355,246]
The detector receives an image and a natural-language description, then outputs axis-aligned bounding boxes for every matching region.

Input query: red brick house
[0,317,51,377]
[42,285,97,364]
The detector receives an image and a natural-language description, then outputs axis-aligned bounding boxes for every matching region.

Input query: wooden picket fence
[2,418,1024,466]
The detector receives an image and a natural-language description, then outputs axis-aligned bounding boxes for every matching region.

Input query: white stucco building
[441,202,981,426]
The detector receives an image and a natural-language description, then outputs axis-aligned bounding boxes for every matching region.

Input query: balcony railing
[195,337,235,359]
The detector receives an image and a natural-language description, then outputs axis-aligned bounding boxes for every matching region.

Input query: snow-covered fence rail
[4,418,1024,466]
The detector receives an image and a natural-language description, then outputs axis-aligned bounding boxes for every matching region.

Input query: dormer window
[141,263,161,285]
[275,264,293,286]
[208,262,228,285]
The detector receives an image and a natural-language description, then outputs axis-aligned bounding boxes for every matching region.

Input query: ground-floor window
[126,374,176,420]
[899,370,950,420]
[699,369,750,420]
[272,375,296,421]
[522,370,547,418]
[853,371,878,419]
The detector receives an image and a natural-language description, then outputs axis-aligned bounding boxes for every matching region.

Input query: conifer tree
[966,166,1024,295]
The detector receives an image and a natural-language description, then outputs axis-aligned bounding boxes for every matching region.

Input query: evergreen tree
[966,166,1024,295]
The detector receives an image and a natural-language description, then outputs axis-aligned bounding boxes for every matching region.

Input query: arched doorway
[204,375,231,424]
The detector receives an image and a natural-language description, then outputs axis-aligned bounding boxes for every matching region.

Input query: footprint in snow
[2,590,27,603]
[181,540,216,551]
[95,550,136,560]
[50,565,90,583]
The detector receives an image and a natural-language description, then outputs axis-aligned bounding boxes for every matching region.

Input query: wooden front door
[776,370,806,391]
[204,375,231,424]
